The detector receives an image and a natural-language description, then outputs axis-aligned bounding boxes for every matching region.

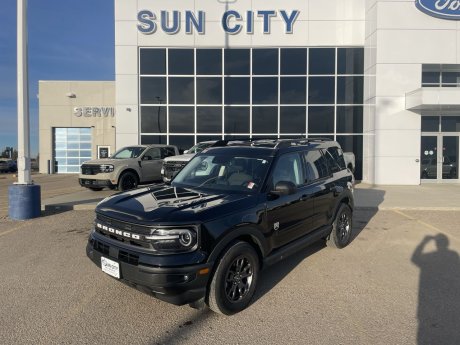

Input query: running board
[263,225,332,267]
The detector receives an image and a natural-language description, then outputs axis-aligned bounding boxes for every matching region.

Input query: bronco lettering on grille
[96,223,141,240]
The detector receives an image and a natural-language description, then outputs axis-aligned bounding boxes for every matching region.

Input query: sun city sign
[416,0,460,20]
[137,10,300,35]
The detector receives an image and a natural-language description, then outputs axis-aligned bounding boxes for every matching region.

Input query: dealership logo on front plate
[416,0,460,20]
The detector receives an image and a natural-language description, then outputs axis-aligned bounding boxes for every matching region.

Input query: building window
[139,47,364,179]
[53,128,92,173]
[422,64,460,87]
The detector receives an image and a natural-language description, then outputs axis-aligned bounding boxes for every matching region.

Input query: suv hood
[163,154,195,163]
[96,184,257,224]
[82,158,125,165]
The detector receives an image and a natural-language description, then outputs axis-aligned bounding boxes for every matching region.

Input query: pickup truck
[344,152,355,173]
[79,144,179,191]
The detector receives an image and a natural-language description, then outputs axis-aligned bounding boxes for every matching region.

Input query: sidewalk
[43,182,460,212]
[2,173,460,217]
[354,183,460,210]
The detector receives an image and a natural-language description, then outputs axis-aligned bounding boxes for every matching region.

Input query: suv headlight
[100,164,114,173]
[145,227,198,253]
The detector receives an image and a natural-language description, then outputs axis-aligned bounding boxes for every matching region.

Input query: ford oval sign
[416,0,460,20]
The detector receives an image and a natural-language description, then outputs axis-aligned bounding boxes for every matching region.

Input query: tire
[327,204,353,249]
[118,171,139,191]
[207,241,259,315]
[347,163,354,173]
[88,187,103,191]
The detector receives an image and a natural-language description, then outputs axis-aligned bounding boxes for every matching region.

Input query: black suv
[86,139,354,315]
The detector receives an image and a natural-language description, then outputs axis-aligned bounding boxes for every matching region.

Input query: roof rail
[208,137,333,149]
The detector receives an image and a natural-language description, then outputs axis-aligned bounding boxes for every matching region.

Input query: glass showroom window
[139,47,364,178]
[53,128,92,173]
[422,64,460,87]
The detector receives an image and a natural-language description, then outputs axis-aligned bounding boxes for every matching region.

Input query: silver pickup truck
[344,152,356,173]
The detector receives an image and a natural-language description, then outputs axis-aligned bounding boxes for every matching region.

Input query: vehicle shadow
[149,309,217,345]
[252,201,382,306]
[351,187,385,241]
[411,234,460,344]
[253,241,325,304]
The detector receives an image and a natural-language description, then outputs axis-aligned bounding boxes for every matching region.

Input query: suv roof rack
[210,137,333,149]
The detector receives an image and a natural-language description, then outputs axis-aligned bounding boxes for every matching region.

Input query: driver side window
[272,153,304,188]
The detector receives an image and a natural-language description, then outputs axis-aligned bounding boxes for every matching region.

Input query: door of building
[420,134,459,182]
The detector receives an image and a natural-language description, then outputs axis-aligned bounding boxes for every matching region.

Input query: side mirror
[183,150,189,154]
[271,181,297,196]
[142,156,152,161]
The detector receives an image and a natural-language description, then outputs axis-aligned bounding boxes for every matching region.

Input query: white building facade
[114,0,460,185]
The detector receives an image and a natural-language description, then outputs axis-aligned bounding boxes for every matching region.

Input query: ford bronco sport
[86,138,354,315]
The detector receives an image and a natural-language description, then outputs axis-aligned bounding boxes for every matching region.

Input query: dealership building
[39,0,460,184]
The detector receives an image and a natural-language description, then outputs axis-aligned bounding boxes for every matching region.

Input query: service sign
[416,0,460,20]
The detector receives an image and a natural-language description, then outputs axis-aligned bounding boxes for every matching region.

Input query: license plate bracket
[101,256,120,279]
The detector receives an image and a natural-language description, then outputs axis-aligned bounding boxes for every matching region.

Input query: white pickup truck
[344,152,356,173]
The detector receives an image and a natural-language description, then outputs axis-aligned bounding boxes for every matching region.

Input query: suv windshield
[172,154,271,193]
[111,146,146,159]
[187,142,214,154]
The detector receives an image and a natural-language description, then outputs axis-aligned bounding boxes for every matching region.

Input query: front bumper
[79,178,114,187]
[86,231,212,305]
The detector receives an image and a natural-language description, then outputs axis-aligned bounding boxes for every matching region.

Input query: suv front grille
[95,215,153,249]
[164,161,187,171]
[81,164,100,175]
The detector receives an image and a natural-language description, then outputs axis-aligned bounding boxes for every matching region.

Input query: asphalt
[1,208,459,344]
[1,174,460,344]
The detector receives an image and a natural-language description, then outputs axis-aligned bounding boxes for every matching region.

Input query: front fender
[114,165,142,183]
[207,225,269,265]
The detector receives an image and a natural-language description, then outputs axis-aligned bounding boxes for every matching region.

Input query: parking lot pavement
[0,174,114,217]
[1,208,459,345]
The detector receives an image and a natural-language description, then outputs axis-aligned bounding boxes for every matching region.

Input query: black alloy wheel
[207,241,259,315]
[118,172,139,191]
[327,204,353,249]
[224,255,254,303]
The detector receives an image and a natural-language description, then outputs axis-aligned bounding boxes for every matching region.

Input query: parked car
[86,138,354,315]
[161,141,220,182]
[421,156,457,179]
[79,145,179,191]
[0,159,17,173]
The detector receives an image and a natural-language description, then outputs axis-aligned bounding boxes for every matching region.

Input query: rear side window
[161,147,176,158]
[322,149,342,173]
[144,147,161,159]
[327,146,346,169]
[303,150,329,182]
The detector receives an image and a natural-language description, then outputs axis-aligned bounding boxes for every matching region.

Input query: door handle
[300,194,310,201]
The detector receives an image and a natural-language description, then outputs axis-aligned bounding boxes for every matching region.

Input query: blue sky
[0,0,115,156]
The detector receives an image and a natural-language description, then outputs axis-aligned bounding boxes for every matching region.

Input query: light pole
[8,0,41,220]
